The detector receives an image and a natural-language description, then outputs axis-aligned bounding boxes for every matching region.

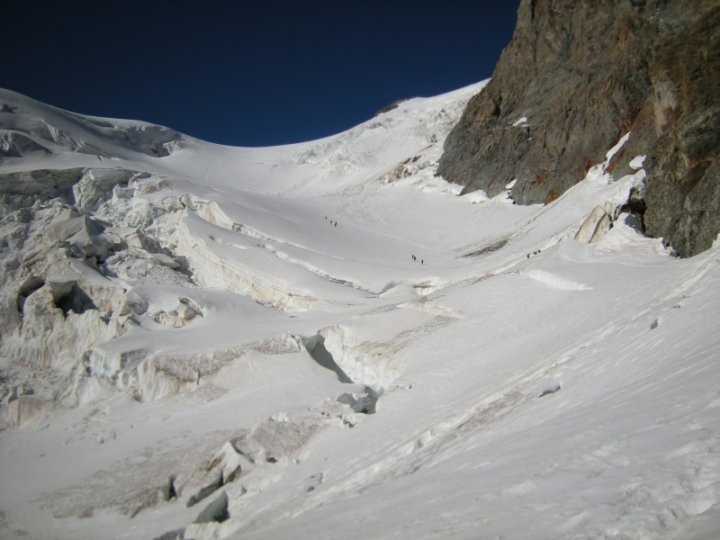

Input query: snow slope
[0,83,719,540]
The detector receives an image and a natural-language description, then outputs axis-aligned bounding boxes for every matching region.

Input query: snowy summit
[0,80,719,540]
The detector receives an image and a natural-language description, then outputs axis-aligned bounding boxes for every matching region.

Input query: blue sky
[1,1,519,146]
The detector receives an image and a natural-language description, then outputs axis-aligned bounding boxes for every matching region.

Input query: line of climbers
[323,216,426,264]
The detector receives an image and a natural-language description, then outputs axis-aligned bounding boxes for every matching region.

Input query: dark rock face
[641,5,720,256]
[438,0,720,257]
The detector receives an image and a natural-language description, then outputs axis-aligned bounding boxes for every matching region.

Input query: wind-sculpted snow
[1,84,719,540]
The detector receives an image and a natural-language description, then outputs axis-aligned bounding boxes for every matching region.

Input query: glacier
[0,82,719,540]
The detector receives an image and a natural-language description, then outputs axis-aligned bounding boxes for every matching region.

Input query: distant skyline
[1,1,520,146]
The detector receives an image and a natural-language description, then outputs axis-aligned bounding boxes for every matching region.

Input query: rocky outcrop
[438,0,720,257]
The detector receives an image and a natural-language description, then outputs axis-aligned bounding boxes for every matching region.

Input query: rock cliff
[438,0,719,257]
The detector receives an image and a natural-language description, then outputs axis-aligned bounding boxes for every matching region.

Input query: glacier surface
[0,83,719,540]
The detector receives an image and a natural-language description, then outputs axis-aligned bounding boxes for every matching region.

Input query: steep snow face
[0,89,183,161]
[1,84,719,540]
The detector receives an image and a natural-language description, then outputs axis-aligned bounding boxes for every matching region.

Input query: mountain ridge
[438,0,720,257]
